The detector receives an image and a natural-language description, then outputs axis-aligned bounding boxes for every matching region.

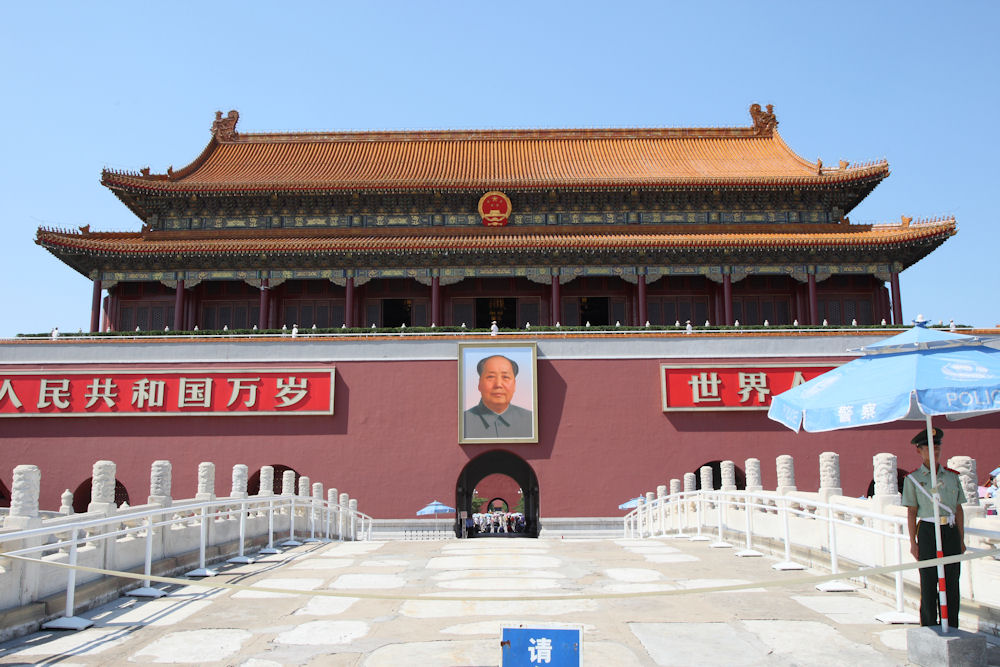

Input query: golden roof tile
[101,107,889,194]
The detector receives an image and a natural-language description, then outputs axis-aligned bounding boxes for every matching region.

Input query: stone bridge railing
[624,451,1000,633]
[0,459,369,639]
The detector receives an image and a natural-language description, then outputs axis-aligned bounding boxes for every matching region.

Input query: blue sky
[2,2,997,337]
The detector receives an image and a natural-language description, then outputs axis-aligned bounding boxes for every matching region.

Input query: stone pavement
[0,534,998,666]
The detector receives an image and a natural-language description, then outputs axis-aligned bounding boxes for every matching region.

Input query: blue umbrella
[618,496,643,510]
[769,324,1000,432]
[416,500,455,516]
[768,320,1000,632]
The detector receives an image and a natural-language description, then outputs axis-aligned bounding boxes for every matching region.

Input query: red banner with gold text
[0,368,334,417]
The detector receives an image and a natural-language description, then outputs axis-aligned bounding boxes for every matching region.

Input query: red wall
[3,358,998,517]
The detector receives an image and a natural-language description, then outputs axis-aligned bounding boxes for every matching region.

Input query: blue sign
[501,626,581,666]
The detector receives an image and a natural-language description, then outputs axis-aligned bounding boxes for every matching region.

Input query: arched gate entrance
[455,450,539,537]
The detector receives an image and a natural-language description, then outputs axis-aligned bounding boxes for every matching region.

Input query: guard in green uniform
[901,427,967,627]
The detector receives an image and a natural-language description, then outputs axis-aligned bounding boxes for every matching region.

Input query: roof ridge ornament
[749,103,778,136]
[212,110,240,141]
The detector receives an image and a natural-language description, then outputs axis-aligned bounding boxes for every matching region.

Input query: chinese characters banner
[661,364,836,411]
[0,368,334,417]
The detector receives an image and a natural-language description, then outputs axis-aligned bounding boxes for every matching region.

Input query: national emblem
[478,191,511,227]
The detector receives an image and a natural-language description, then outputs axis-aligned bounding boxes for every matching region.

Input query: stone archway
[455,450,539,537]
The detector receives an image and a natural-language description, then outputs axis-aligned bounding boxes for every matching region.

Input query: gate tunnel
[455,449,539,537]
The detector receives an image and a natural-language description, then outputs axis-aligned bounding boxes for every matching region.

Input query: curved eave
[101,167,889,196]
[36,220,955,262]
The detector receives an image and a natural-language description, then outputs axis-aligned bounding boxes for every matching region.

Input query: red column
[345,277,355,328]
[890,272,903,325]
[551,276,561,325]
[722,274,733,325]
[431,276,440,326]
[90,279,102,333]
[173,279,185,330]
[808,274,818,325]
[637,274,647,326]
[258,279,269,330]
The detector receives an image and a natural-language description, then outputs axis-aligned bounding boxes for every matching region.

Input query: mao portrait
[458,342,538,443]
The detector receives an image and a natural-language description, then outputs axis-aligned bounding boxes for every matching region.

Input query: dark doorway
[579,296,609,326]
[382,299,412,327]
[475,297,517,329]
[455,449,539,537]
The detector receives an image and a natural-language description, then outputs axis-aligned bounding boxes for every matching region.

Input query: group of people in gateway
[471,511,526,534]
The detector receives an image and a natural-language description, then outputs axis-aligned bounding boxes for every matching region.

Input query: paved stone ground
[0,535,997,666]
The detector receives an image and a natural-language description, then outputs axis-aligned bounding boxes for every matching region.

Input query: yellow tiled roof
[101,111,888,193]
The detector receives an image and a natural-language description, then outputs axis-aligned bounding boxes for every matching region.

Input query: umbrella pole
[925,414,950,633]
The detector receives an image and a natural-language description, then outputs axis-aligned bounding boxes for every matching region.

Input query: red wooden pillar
[173,279,185,330]
[890,271,903,325]
[712,283,723,326]
[551,275,561,325]
[637,274,647,326]
[345,277,355,328]
[90,279,102,333]
[431,276,440,326]
[808,273,818,325]
[722,274,733,325]
[258,278,269,330]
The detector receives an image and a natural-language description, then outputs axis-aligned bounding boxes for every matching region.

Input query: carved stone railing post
[281,470,296,496]
[870,452,901,514]
[948,455,982,518]
[669,478,681,495]
[327,487,338,538]
[148,460,172,506]
[683,472,696,493]
[195,462,215,501]
[257,466,274,496]
[721,461,737,492]
[818,452,842,502]
[298,475,310,498]
[231,464,248,499]
[700,466,714,492]
[89,460,118,513]
[338,492,349,540]
[873,453,898,496]
[776,455,797,496]
[2,465,42,607]
[745,458,762,492]
[60,489,74,515]
[656,484,667,534]
[348,498,359,540]
[4,465,41,529]
[311,482,323,538]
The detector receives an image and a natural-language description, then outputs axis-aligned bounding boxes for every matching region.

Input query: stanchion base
[688,536,711,542]
[709,541,733,549]
[186,567,218,577]
[875,610,919,624]
[127,586,167,598]
[42,616,93,631]
[259,547,281,555]
[227,555,256,564]
[816,579,857,592]
[302,538,323,543]
[281,540,303,547]
[772,561,805,571]
[735,549,763,558]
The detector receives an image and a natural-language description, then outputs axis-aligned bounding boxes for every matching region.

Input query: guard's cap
[990,467,1000,478]
[911,427,943,446]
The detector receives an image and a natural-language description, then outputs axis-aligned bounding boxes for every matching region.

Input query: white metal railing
[624,489,1000,622]
[0,494,373,630]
